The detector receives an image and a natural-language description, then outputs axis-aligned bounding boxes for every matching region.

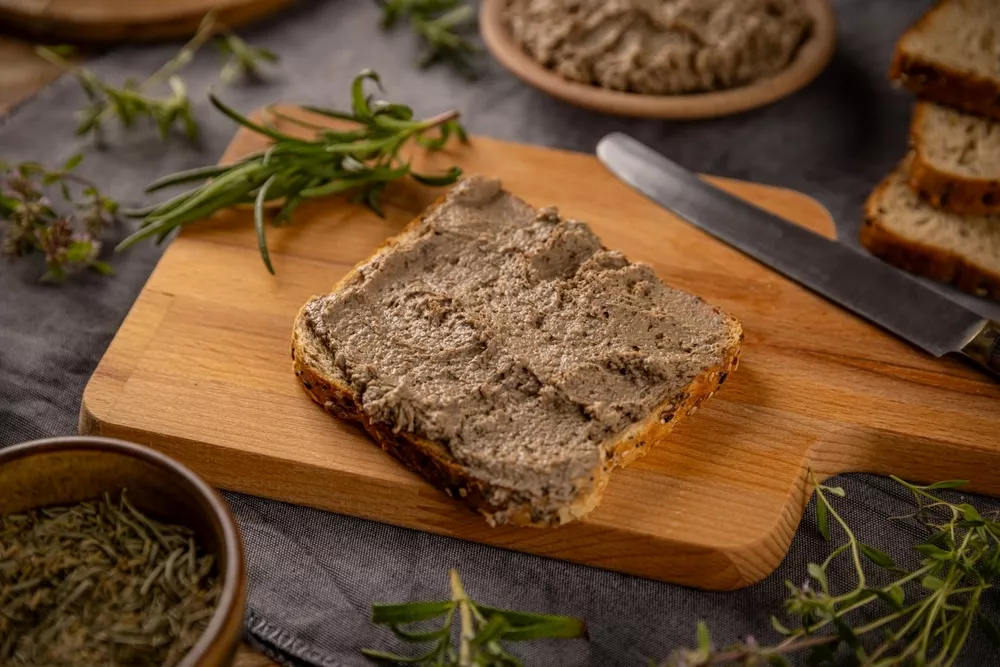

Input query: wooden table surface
[0,33,281,667]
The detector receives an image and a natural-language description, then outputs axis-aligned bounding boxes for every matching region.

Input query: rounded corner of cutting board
[83,125,1000,590]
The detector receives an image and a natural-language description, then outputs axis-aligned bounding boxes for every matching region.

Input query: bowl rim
[479,0,839,120]
[0,435,246,667]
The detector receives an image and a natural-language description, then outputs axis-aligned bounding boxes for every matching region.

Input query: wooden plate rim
[479,0,838,119]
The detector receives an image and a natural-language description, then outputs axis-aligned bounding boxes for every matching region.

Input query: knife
[596,132,1000,379]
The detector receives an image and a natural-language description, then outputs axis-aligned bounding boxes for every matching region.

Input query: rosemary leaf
[120,69,468,274]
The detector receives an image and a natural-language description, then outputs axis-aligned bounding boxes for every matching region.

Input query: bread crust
[889,5,1000,121]
[860,171,1000,301]
[290,189,744,527]
[908,105,1000,215]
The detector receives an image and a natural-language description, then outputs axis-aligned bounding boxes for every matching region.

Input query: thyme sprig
[378,0,479,77]
[663,474,1000,666]
[363,569,586,666]
[215,32,280,84]
[117,69,467,274]
[0,155,119,282]
[36,16,218,143]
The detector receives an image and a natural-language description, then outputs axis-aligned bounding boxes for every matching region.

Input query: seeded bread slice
[889,0,1000,120]
[292,178,743,527]
[861,162,1000,301]
[909,102,1000,214]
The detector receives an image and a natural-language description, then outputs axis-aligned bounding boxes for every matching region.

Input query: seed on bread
[292,177,742,526]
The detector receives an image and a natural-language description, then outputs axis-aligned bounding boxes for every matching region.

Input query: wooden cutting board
[80,108,1000,591]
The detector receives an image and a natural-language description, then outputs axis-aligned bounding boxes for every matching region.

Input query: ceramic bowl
[480,0,838,119]
[0,436,246,667]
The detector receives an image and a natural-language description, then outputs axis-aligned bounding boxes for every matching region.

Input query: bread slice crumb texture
[866,166,1000,285]
[900,0,1000,80]
[299,177,741,523]
[916,103,1000,179]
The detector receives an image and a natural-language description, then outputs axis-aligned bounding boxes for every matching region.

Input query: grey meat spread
[304,178,732,514]
[503,0,813,95]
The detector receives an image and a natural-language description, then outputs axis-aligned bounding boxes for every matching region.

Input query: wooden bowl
[480,0,838,119]
[0,436,246,667]
[0,0,297,43]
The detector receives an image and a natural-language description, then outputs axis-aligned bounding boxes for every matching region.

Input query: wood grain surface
[80,107,1000,592]
[0,0,297,42]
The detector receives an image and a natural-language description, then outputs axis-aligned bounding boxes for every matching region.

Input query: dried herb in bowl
[0,489,221,666]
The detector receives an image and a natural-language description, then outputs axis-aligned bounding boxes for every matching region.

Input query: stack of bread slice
[861,0,1000,301]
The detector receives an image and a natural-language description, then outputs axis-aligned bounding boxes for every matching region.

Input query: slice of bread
[292,177,742,527]
[889,0,1000,120]
[861,161,1000,301]
[909,102,1000,215]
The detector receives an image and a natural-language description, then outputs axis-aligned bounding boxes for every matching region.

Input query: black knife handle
[961,320,1000,379]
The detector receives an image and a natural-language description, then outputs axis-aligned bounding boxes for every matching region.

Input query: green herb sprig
[663,474,1000,666]
[0,155,119,282]
[215,32,280,84]
[35,16,218,143]
[362,569,586,666]
[118,69,467,274]
[378,0,479,77]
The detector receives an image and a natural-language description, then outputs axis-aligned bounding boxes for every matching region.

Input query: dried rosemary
[0,490,221,666]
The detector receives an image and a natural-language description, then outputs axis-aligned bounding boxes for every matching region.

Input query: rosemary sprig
[378,0,479,77]
[36,15,218,143]
[362,569,586,666]
[663,474,1000,666]
[118,69,467,274]
[215,32,280,84]
[0,155,119,282]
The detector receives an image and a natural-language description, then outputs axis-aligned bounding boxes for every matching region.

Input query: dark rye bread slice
[889,0,1000,120]
[861,161,1000,301]
[909,102,1000,215]
[292,177,742,527]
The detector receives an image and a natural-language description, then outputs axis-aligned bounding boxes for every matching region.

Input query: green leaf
[816,494,830,542]
[696,621,712,653]
[410,166,463,187]
[90,261,115,276]
[977,613,1000,648]
[924,480,969,490]
[388,624,449,644]
[807,563,829,594]
[960,504,981,521]
[767,655,792,667]
[46,44,77,57]
[370,601,454,625]
[254,175,279,275]
[859,544,896,569]
[833,617,863,656]
[478,606,586,641]
[474,614,509,645]
[360,646,441,663]
[921,575,944,591]
[351,69,383,119]
[864,586,904,612]
[914,544,951,560]
[770,615,792,636]
[62,153,84,172]
[65,240,94,263]
[819,485,846,497]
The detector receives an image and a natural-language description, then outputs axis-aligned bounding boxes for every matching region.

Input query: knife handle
[961,320,1000,378]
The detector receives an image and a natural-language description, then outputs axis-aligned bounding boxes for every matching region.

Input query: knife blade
[596,132,1000,379]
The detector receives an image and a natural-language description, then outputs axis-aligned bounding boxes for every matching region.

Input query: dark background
[2,1,998,665]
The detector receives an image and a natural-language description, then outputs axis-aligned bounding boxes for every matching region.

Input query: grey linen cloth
[1,1,998,665]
